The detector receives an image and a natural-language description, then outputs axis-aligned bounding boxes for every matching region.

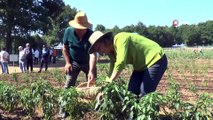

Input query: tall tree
[0,0,25,53]
[95,24,106,32]
[42,5,77,45]
[0,0,66,52]
[135,22,148,36]
[55,5,77,40]
[198,21,213,45]
[122,24,135,33]
[110,25,121,35]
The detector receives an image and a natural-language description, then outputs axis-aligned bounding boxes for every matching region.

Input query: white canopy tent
[54,42,63,49]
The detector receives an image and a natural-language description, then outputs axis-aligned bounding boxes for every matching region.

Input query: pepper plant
[0,81,20,112]
[95,79,137,119]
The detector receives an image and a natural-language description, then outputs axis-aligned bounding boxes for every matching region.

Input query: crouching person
[88,31,168,96]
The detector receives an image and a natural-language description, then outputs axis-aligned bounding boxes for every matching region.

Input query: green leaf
[195,112,200,120]
[129,112,134,119]
[122,105,127,112]
[175,103,180,110]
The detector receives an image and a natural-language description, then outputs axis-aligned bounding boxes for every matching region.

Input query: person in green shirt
[59,11,97,118]
[62,11,97,88]
[88,31,167,96]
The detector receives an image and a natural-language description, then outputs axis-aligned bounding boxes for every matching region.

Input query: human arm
[62,27,73,74]
[107,35,129,82]
[87,52,97,86]
[7,53,9,61]
[4,52,9,61]
[62,44,72,74]
[107,70,122,83]
[105,55,115,81]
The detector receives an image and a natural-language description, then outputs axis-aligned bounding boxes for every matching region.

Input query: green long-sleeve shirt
[108,32,164,77]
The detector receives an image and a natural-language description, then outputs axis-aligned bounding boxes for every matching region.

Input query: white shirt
[49,49,53,55]
[19,50,26,61]
[24,47,34,55]
[0,50,9,63]
[34,49,40,58]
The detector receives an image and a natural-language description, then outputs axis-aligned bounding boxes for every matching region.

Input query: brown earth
[0,58,213,119]
[5,60,65,74]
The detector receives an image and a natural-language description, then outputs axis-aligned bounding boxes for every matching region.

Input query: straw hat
[69,12,92,29]
[88,31,112,53]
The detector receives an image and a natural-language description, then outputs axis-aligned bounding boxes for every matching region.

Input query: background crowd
[0,43,58,74]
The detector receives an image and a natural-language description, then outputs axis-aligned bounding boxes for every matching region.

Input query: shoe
[58,112,68,119]
[38,70,41,73]
[58,113,66,119]
[58,108,68,118]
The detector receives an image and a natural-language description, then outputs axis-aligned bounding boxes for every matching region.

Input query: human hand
[105,77,112,83]
[64,63,72,74]
[87,79,96,87]
[87,72,96,87]
[88,71,95,81]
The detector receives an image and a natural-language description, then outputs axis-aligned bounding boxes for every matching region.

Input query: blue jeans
[0,62,2,72]
[19,60,27,73]
[128,54,168,95]
[1,62,9,74]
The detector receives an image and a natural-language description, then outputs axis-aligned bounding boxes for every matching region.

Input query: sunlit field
[0,47,212,119]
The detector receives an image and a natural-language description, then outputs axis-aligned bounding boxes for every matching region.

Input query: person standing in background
[0,48,9,74]
[38,45,49,73]
[34,48,40,65]
[24,43,34,72]
[52,49,57,64]
[49,47,53,64]
[18,46,27,73]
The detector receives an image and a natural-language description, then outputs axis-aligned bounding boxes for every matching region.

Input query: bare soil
[0,58,213,119]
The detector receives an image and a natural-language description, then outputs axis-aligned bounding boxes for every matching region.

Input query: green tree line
[96,21,213,47]
[1,0,213,53]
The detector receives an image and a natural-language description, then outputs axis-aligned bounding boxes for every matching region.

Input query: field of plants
[0,48,212,120]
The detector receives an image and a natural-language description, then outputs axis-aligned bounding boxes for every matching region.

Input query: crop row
[0,75,212,120]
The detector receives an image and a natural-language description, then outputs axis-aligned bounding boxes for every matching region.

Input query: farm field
[0,48,212,119]
[158,49,213,101]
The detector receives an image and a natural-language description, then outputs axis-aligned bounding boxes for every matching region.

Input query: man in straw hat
[88,31,168,96]
[59,11,97,118]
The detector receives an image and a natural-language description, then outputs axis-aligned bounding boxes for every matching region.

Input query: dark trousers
[65,61,89,88]
[34,57,39,65]
[52,56,56,64]
[27,59,33,72]
[49,55,52,63]
[64,61,97,88]
[128,54,168,95]
[39,59,48,72]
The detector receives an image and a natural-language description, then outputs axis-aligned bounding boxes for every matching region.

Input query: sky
[63,0,213,29]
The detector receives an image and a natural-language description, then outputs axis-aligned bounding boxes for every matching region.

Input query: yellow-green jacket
[108,32,164,77]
